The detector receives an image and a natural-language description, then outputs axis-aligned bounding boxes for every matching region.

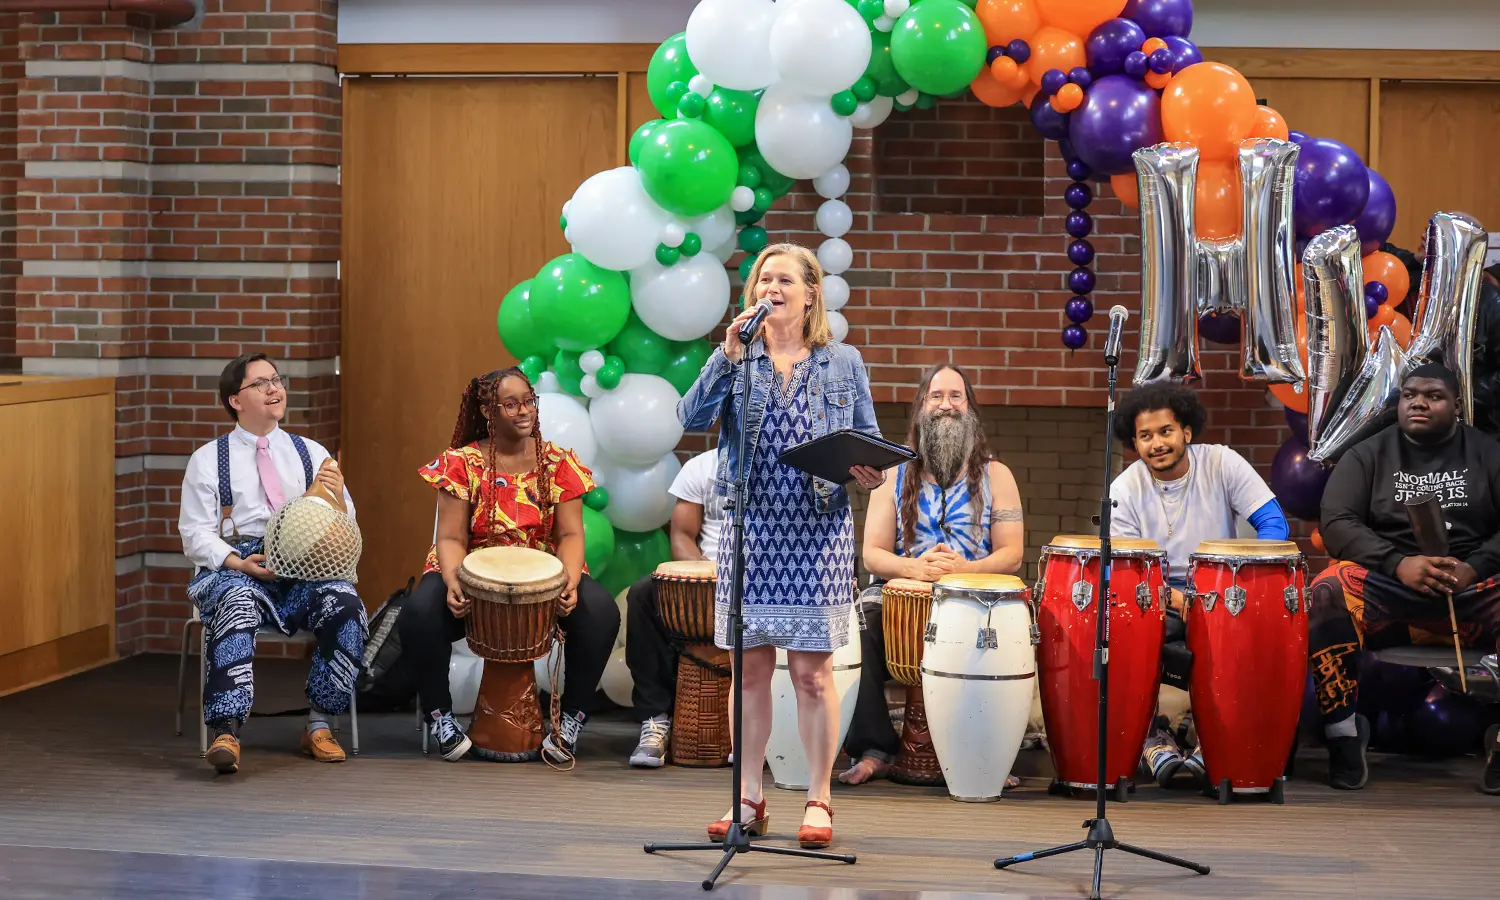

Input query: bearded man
[838,364,1026,785]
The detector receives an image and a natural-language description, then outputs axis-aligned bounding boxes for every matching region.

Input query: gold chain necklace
[1151,457,1194,538]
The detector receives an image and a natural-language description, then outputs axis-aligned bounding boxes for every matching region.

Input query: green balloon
[660,338,715,396]
[553,349,584,396]
[865,30,910,97]
[738,144,796,198]
[596,357,625,390]
[519,354,546,382]
[582,505,616,579]
[737,163,762,189]
[851,76,878,103]
[831,90,859,117]
[606,311,673,375]
[957,0,977,7]
[915,91,936,109]
[680,232,703,257]
[738,225,769,255]
[559,214,567,231]
[629,119,666,166]
[702,88,761,148]
[647,33,699,118]
[598,527,672,597]
[531,254,631,352]
[656,243,681,266]
[752,186,774,214]
[496,280,553,361]
[677,91,706,119]
[890,0,986,96]
[584,486,610,511]
[737,255,755,282]
[735,207,764,227]
[636,118,738,218]
[856,0,885,20]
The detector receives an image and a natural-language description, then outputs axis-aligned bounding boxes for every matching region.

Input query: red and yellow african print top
[419,440,595,573]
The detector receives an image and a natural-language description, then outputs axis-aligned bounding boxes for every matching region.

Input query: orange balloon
[1310,528,1326,554]
[1034,0,1125,36]
[1161,62,1258,161]
[1271,382,1309,414]
[1110,172,1139,208]
[1008,60,1033,89]
[990,56,1019,83]
[971,68,1023,108]
[1368,306,1412,348]
[1195,160,1242,239]
[1051,82,1083,113]
[1362,251,1411,305]
[1020,82,1040,108]
[1386,311,1413,348]
[1141,37,1168,55]
[1027,26,1086,87]
[1247,105,1289,141]
[977,0,1041,43]
[1144,70,1171,90]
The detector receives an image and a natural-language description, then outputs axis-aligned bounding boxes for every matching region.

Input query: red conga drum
[1036,535,1167,794]
[458,546,565,763]
[1186,539,1307,803]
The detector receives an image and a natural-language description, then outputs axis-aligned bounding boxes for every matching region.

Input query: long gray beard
[919,410,979,489]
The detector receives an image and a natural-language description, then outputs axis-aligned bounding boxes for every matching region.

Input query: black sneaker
[1142,726,1184,787]
[1326,714,1370,790]
[428,710,472,762]
[1179,747,1208,789]
[543,709,586,764]
[1481,724,1500,796]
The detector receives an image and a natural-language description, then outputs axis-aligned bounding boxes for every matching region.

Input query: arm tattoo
[994,507,1023,522]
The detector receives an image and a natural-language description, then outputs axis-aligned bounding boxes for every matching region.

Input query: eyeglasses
[499,395,538,416]
[238,375,286,394]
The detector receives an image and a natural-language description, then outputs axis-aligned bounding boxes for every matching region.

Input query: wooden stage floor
[0,656,1494,900]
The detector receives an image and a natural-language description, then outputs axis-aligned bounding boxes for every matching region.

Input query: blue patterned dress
[715,356,855,653]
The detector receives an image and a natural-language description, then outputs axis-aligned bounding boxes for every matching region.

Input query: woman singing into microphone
[678,242,883,849]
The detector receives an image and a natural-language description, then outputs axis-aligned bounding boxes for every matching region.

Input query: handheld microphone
[1103,304,1128,366]
[737,300,774,345]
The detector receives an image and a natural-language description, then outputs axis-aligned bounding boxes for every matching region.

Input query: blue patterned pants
[188,539,367,728]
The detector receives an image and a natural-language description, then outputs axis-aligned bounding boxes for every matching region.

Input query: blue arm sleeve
[1247,499,1290,541]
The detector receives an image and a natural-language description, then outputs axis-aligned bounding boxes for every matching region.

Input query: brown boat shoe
[300,727,347,763]
[206,733,240,774]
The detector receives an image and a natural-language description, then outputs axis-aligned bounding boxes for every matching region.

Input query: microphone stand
[645,342,857,891]
[993,347,1208,900]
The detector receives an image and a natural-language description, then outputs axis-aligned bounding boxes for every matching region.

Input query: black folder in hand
[777,429,917,485]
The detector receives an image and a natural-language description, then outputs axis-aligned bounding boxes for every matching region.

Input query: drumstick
[1405,494,1465,692]
[1445,593,1468,694]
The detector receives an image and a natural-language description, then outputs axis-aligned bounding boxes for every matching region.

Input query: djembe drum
[881,578,944,786]
[653,560,731,767]
[458,546,566,763]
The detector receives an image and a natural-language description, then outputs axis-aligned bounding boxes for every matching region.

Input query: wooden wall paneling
[341,77,618,603]
[625,72,657,159]
[339,43,656,76]
[1378,81,1500,250]
[1207,48,1500,82]
[1248,76,1371,160]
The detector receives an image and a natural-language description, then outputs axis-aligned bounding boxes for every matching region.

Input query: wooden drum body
[1186,539,1308,798]
[654,560,717,644]
[671,644,732,767]
[881,578,943,786]
[922,574,1035,802]
[457,547,566,762]
[767,603,862,790]
[1036,535,1168,790]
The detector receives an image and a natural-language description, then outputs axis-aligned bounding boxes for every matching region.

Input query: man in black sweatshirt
[1309,363,1500,794]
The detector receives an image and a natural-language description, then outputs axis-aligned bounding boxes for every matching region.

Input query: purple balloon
[1069,267,1097,294]
[1285,407,1309,444]
[1122,0,1193,38]
[1068,67,1093,89]
[1293,137,1370,239]
[987,45,1006,65]
[1066,210,1093,238]
[1287,129,1307,144]
[1198,312,1240,345]
[1030,99,1070,140]
[1148,48,1173,74]
[1123,50,1149,78]
[1365,280,1388,305]
[1064,182,1093,209]
[1295,236,1310,261]
[1067,158,1092,181]
[1271,436,1330,521]
[1085,17,1146,77]
[1062,324,1088,349]
[1353,168,1397,256]
[1068,238,1096,266]
[1406,684,1489,757]
[1007,39,1031,63]
[1068,74,1164,177]
[1365,293,1381,319]
[1040,68,1069,96]
[1161,35,1202,73]
[1066,297,1095,324]
[1058,138,1077,161]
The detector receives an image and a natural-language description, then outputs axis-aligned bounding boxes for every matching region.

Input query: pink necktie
[256,435,287,510]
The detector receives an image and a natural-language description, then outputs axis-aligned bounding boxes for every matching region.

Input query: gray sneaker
[630,715,671,768]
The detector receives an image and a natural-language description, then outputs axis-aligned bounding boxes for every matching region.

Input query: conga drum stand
[645,341,857,890]
[994,313,1208,899]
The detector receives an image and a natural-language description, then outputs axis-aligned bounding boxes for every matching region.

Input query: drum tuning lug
[1224,586,1246,617]
[1283,586,1299,614]
[1200,590,1218,612]
[1071,581,1093,612]
[1029,623,1040,646]
[923,621,937,643]
[1135,582,1151,613]
[1158,585,1170,611]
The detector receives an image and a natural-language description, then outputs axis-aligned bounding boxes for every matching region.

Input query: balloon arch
[494,0,1486,592]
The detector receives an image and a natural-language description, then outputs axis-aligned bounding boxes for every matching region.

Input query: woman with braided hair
[397,367,620,762]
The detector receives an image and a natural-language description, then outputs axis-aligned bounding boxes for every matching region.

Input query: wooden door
[342,76,616,603]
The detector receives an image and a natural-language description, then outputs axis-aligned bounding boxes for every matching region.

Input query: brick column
[0,13,21,372]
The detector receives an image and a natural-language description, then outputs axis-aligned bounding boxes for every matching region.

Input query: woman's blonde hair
[740,242,834,348]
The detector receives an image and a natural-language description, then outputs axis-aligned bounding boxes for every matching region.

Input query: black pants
[843,587,900,762]
[398,570,620,715]
[624,574,679,719]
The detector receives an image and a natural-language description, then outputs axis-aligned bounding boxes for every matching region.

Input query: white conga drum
[922,574,1035,802]
[766,604,862,791]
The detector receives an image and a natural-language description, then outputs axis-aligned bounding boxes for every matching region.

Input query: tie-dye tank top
[892,463,994,562]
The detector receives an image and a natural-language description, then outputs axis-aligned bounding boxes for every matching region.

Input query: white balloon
[769,0,872,97]
[613,587,629,650]
[817,237,854,275]
[660,221,686,248]
[686,0,778,91]
[562,200,572,217]
[630,253,732,342]
[822,273,850,311]
[536,392,597,467]
[712,235,738,263]
[591,450,683,532]
[730,186,756,212]
[850,94,894,129]
[579,350,605,374]
[448,638,482,716]
[684,205,735,252]
[755,80,853,180]
[588,374,685,467]
[813,164,851,200]
[601,647,635,708]
[580,373,604,398]
[688,74,715,97]
[896,88,919,106]
[873,13,895,31]
[827,309,849,343]
[884,0,910,16]
[815,199,853,238]
[562,167,670,272]
[535,640,564,695]
[535,371,562,395]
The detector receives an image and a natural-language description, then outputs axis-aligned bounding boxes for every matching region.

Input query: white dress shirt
[178,424,357,571]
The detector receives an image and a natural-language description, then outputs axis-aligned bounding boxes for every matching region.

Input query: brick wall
[0,13,19,372]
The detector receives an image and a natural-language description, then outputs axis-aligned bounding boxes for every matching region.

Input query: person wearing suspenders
[178,354,368,774]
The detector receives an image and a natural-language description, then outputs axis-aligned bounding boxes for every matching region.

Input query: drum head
[1194,538,1300,559]
[936,573,1026,592]
[461,546,564,587]
[655,559,717,580]
[883,577,933,595]
[1046,534,1160,553]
